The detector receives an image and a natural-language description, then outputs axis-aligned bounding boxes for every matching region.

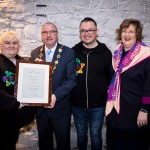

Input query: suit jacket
[30,43,76,118]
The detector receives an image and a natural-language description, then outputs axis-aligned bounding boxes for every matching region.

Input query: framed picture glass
[15,59,52,106]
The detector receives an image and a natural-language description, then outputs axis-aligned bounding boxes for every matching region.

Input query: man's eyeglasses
[80,29,96,35]
[42,30,57,35]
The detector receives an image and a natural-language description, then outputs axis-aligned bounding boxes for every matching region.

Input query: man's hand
[44,94,57,109]
[137,110,148,127]
[35,58,43,62]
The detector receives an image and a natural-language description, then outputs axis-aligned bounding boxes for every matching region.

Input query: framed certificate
[15,59,52,106]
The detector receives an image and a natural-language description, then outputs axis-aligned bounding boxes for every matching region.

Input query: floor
[16,119,107,150]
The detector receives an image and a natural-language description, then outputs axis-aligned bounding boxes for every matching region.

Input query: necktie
[46,49,52,62]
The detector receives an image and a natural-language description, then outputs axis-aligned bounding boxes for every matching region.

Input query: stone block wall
[0,0,150,57]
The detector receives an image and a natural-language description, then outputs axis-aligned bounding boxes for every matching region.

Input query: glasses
[80,29,96,35]
[122,30,136,35]
[42,30,57,35]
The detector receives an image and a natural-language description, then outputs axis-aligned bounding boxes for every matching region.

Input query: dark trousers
[0,126,20,150]
[36,110,71,150]
[106,124,113,150]
[108,127,150,150]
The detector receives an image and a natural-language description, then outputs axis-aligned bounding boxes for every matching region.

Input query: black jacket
[71,41,112,108]
[0,54,35,128]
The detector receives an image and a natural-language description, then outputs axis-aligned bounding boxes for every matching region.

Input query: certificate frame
[15,59,52,106]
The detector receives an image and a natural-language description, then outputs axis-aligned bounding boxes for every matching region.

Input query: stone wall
[0,0,150,57]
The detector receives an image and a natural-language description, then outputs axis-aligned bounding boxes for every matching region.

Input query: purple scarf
[106,42,142,115]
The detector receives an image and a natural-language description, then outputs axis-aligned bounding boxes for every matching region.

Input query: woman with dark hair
[106,18,150,150]
[0,31,35,150]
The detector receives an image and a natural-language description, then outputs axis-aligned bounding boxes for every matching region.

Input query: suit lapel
[43,46,46,61]
[52,43,61,67]
[38,45,46,61]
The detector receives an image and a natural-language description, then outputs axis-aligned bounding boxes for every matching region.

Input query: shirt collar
[45,42,57,53]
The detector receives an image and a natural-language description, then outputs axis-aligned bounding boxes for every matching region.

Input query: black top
[107,57,150,128]
[71,41,112,108]
[0,54,35,128]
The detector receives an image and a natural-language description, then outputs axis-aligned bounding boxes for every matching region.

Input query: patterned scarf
[106,42,141,116]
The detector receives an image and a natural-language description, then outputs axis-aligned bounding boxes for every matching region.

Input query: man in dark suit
[30,22,76,150]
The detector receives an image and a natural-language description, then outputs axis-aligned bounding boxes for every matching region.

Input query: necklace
[39,44,63,74]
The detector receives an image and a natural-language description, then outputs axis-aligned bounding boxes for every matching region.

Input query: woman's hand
[18,103,30,109]
[137,110,148,127]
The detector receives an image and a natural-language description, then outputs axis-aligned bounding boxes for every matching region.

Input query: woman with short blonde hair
[0,31,35,150]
